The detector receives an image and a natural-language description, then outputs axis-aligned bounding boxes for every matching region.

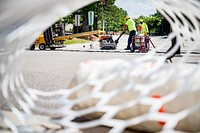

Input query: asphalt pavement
[56,34,200,64]
[18,35,200,97]
[1,35,200,133]
[18,35,200,91]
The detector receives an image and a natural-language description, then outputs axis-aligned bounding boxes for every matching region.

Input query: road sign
[75,15,80,26]
[88,11,94,26]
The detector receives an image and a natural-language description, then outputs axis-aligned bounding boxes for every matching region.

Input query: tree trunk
[82,12,88,32]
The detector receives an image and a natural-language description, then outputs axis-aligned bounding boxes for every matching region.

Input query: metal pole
[63,19,66,35]
[76,15,78,33]
[102,4,104,31]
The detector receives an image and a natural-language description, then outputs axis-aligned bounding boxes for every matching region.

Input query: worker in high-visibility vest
[138,19,149,36]
[138,19,149,49]
[122,16,137,50]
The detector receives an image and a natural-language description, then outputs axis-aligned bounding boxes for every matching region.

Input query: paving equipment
[99,35,116,50]
[131,34,153,53]
[99,31,125,50]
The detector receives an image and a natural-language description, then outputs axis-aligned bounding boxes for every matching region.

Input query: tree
[103,6,127,32]
[56,1,171,35]
[61,0,127,33]
[133,11,170,36]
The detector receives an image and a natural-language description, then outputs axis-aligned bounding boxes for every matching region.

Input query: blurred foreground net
[0,0,200,133]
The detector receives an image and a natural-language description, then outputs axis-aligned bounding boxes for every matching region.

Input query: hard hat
[140,19,143,22]
[125,16,130,20]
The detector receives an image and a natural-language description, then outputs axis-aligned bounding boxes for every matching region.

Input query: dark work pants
[127,30,136,49]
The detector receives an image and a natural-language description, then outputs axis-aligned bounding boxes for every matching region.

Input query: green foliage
[103,5,127,31]
[63,15,74,24]
[133,11,170,35]
[60,0,127,32]
[57,1,170,35]
[64,38,88,45]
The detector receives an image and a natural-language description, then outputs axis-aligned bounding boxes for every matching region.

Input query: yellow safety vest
[140,23,149,35]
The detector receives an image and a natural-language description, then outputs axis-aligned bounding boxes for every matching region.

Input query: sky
[115,0,157,18]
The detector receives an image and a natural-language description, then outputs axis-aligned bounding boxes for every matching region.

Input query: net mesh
[0,0,200,133]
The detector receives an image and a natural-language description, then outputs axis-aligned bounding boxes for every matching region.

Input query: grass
[64,38,89,45]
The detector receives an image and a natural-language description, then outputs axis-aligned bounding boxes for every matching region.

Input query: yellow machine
[35,34,46,44]
[29,30,105,50]
[30,34,65,50]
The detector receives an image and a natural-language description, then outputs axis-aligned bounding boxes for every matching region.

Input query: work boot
[124,48,130,50]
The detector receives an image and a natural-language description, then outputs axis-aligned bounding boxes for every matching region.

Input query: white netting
[0,0,200,133]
